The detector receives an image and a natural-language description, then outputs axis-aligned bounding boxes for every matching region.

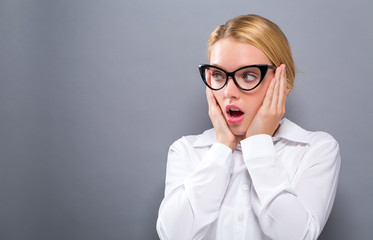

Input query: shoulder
[291,121,340,167]
[307,131,339,147]
[279,118,339,147]
[279,118,340,162]
[166,129,216,174]
[306,131,340,161]
[170,128,216,151]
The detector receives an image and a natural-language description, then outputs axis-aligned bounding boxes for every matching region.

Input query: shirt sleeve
[156,139,233,240]
[241,133,341,240]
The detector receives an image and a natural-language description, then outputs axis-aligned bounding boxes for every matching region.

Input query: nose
[224,76,241,99]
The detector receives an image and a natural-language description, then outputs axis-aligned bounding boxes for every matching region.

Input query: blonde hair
[208,14,295,90]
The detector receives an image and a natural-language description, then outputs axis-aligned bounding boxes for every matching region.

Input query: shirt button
[242,184,249,191]
[238,215,244,222]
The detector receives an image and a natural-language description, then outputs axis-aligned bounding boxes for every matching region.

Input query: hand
[245,64,290,138]
[206,87,237,151]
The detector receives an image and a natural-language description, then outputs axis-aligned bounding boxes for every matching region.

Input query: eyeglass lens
[204,66,262,90]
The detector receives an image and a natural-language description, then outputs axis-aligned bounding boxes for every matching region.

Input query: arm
[243,64,340,238]
[156,139,232,240]
[157,83,237,240]
[242,133,340,239]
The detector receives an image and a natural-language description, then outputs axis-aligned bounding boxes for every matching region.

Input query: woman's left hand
[245,64,290,138]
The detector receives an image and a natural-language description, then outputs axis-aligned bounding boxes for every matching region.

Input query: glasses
[199,64,276,91]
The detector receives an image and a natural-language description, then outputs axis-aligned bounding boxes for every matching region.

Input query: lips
[225,105,245,124]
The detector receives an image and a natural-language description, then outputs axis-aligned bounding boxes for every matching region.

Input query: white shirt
[156,118,341,240]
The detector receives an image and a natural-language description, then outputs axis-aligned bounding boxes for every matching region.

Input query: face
[209,38,275,140]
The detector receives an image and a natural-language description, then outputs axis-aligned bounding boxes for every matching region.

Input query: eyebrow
[210,63,274,70]
[210,63,224,68]
[209,63,261,71]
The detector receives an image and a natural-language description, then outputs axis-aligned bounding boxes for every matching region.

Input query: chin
[228,125,246,138]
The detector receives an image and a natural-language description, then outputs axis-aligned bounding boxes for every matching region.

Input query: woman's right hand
[206,87,237,151]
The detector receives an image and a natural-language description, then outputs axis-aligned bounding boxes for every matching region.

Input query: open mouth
[229,107,244,118]
[225,105,245,124]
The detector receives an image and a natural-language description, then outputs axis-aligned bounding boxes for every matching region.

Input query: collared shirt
[156,118,341,240]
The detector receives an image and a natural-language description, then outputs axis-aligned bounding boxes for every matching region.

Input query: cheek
[243,96,262,116]
[243,78,272,114]
[212,91,225,108]
[256,75,273,102]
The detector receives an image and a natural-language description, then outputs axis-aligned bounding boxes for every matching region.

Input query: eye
[211,71,225,81]
[242,72,258,82]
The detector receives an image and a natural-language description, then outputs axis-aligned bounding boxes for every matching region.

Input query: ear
[286,87,291,96]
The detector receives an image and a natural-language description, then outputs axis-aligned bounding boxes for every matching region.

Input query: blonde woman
[157,14,340,240]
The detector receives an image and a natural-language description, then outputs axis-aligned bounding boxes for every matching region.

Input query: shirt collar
[193,128,217,148]
[272,118,311,144]
[193,118,310,148]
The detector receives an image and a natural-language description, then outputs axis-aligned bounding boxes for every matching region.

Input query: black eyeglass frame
[199,64,276,91]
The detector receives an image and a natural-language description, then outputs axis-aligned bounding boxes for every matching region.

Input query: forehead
[209,38,271,71]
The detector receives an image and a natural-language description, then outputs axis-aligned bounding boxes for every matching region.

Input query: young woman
[156,14,340,240]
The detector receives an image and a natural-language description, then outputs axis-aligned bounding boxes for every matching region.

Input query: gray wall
[0,0,372,239]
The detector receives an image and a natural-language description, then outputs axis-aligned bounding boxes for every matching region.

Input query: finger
[263,65,281,108]
[206,87,222,118]
[278,65,288,109]
[270,65,282,109]
[206,87,215,110]
[277,65,287,117]
[262,77,276,108]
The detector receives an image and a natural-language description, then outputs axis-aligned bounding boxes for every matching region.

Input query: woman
[156,14,340,240]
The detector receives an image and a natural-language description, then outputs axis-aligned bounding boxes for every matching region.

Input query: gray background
[0,0,372,239]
